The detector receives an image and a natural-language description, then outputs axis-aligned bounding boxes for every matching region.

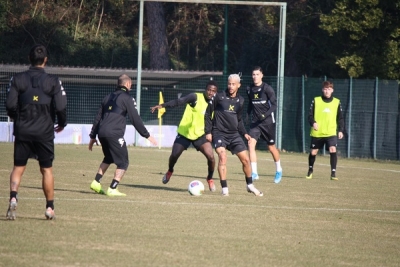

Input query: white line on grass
[140,148,400,173]
[256,157,400,173]
[2,197,399,214]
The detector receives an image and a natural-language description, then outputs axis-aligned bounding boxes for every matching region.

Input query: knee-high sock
[308,154,316,170]
[330,152,337,172]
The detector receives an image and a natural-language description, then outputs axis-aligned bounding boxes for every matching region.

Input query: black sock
[245,177,252,185]
[95,173,103,183]
[330,152,337,174]
[168,168,174,173]
[308,154,316,172]
[46,200,54,210]
[110,179,119,189]
[207,171,214,180]
[10,191,17,200]
[220,180,227,188]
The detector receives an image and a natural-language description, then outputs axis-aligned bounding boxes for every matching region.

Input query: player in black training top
[88,74,157,196]
[5,44,67,220]
[205,74,263,197]
[246,66,282,184]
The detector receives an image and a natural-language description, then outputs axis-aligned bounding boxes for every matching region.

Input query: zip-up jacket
[89,87,150,139]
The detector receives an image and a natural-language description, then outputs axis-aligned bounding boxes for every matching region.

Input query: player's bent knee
[206,153,215,161]
[241,158,250,166]
[218,156,227,165]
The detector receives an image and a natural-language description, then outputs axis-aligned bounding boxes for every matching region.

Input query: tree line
[0,0,399,79]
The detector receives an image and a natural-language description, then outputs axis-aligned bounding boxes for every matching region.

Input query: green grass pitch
[0,143,399,266]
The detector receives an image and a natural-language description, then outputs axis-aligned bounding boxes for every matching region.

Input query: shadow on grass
[21,185,93,195]
[151,172,207,180]
[0,216,52,221]
[122,183,186,192]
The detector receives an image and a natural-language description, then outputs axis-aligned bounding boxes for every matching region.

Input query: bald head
[118,74,132,90]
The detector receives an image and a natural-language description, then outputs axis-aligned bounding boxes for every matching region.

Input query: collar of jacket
[116,86,128,92]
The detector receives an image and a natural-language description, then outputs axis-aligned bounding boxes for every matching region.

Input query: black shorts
[310,136,337,150]
[99,137,129,170]
[174,134,209,151]
[14,139,54,168]
[249,121,276,145]
[211,131,247,155]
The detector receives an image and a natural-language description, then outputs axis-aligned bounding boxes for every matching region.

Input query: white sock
[222,187,229,195]
[251,162,258,174]
[275,160,282,172]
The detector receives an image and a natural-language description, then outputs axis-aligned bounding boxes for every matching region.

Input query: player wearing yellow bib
[306,80,345,180]
[150,81,218,191]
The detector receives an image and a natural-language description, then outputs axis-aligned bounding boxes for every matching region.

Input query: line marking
[2,197,399,214]
[257,157,400,173]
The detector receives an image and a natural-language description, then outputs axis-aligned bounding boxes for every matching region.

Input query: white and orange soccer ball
[188,180,205,196]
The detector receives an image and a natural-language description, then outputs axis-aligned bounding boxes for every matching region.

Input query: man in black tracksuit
[88,74,157,196]
[5,44,67,220]
[246,66,282,184]
[205,74,263,197]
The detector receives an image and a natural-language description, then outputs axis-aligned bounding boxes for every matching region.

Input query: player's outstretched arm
[150,105,163,113]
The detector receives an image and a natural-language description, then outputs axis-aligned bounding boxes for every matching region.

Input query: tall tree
[282,0,340,77]
[145,2,169,69]
[320,0,400,79]
[165,3,224,71]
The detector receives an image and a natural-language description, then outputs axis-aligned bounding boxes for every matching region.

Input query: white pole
[276,4,287,150]
[135,0,145,146]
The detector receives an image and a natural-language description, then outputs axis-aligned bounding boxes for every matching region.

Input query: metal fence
[1,65,399,160]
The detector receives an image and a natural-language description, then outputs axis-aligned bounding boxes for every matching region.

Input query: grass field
[0,142,399,267]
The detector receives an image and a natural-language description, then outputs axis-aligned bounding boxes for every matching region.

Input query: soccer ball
[188,180,205,196]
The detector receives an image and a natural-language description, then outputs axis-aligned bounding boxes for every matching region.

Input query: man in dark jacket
[246,66,282,183]
[205,74,263,197]
[5,44,67,220]
[89,74,157,196]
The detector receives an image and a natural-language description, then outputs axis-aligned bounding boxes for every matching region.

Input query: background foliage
[0,0,399,79]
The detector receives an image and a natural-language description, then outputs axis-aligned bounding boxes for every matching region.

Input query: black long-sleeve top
[161,92,202,108]
[205,89,247,136]
[6,66,67,141]
[246,82,277,124]
[89,87,150,139]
